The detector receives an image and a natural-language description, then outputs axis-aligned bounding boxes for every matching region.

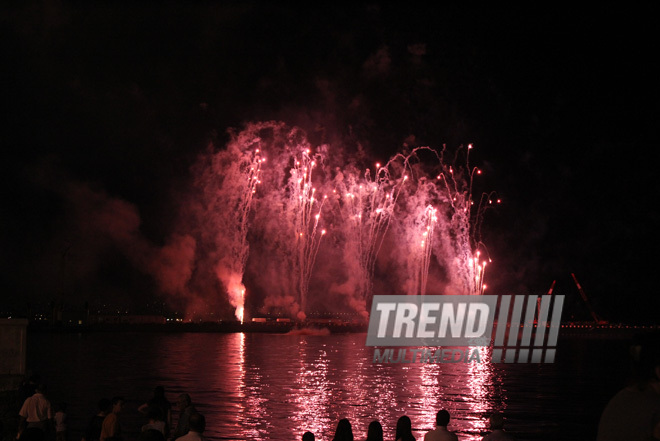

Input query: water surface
[26,331,631,440]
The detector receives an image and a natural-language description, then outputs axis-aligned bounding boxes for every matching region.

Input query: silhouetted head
[153,386,165,399]
[395,416,414,441]
[366,420,383,441]
[436,410,450,427]
[177,394,191,409]
[302,431,315,441]
[98,398,112,414]
[189,413,205,433]
[333,418,353,441]
[35,384,47,394]
[111,397,124,414]
[489,413,504,430]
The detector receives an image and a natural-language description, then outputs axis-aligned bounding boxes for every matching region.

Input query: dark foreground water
[25,331,634,440]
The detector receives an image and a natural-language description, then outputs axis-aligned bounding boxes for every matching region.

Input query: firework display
[189,122,496,320]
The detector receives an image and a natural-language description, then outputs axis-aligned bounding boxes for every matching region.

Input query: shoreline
[21,321,659,341]
[24,321,367,334]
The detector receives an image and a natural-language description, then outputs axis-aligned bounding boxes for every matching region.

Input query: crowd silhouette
[11,382,512,441]
[13,385,207,441]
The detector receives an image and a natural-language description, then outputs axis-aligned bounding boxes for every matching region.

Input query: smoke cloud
[175,122,492,320]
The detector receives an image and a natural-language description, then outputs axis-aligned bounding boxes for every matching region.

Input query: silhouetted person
[481,413,514,440]
[332,418,354,441]
[597,332,660,441]
[83,398,111,441]
[423,410,457,441]
[366,420,383,441]
[302,431,315,441]
[395,416,415,441]
[138,386,172,434]
[100,397,124,441]
[175,413,204,441]
[18,384,53,438]
[171,394,196,439]
[55,402,68,441]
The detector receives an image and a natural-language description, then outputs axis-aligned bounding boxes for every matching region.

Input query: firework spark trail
[433,144,491,295]
[204,131,265,321]
[419,205,438,295]
[387,146,493,297]
[395,176,436,296]
[231,146,264,322]
[387,148,442,296]
[235,122,327,320]
[366,163,408,289]
[332,162,403,312]
[288,148,327,317]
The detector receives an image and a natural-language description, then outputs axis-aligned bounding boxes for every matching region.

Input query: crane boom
[570,273,605,324]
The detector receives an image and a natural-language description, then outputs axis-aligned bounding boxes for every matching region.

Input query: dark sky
[1,2,658,321]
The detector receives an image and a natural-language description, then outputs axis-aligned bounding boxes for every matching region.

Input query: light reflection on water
[26,332,629,441]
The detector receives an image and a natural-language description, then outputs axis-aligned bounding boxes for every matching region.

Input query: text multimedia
[372,347,482,364]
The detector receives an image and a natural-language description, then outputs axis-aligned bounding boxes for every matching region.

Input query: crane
[571,273,608,325]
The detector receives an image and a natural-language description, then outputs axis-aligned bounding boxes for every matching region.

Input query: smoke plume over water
[36,121,493,321]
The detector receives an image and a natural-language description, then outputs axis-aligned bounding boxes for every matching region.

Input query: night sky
[1,3,658,322]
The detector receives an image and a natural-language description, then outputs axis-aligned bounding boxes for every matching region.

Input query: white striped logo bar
[490,295,563,363]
